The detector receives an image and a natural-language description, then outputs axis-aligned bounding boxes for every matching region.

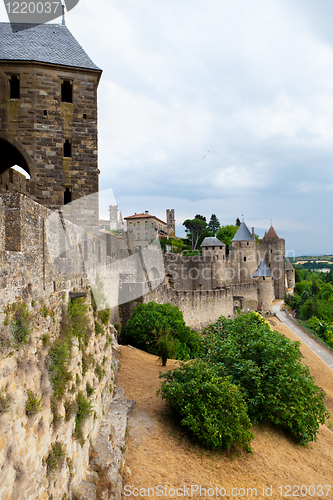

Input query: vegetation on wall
[5,301,33,347]
[48,297,91,399]
[74,391,93,445]
[0,388,11,414]
[26,390,43,417]
[45,441,66,477]
[121,302,202,365]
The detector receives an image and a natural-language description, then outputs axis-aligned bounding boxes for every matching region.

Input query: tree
[216,224,238,254]
[194,214,206,222]
[235,217,241,226]
[201,312,329,445]
[121,302,201,364]
[208,214,220,236]
[183,218,208,250]
[159,360,254,451]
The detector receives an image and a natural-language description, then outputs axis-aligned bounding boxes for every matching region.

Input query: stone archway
[0,133,34,178]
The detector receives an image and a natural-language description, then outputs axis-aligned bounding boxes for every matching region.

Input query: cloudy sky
[2,0,333,256]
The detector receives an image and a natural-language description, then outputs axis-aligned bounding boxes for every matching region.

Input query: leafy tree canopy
[121,302,202,364]
[200,312,329,445]
[216,224,238,253]
[159,359,254,452]
[183,218,208,250]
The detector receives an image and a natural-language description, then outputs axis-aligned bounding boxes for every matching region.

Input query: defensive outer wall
[0,193,135,500]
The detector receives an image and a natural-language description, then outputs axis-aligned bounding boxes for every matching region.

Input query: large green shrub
[201,312,329,445]
[159,359,253,451]
[121,302,201,363]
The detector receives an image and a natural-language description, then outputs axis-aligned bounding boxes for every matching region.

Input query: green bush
[159,360,253,451]
[201,312,329,445]
[121,302,201,363]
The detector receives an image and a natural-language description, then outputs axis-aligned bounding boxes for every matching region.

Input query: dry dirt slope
[117,318,333,500]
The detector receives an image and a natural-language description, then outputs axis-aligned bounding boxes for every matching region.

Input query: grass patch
[5,302,33,347]
[95,363,105,382]
[86,382,95,398]
[64,399,78,422]
[46,441,66,477]
[0,388,11,414]
[26,390,43,417]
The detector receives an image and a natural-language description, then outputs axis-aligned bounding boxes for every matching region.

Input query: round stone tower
[258,225,286,299]
[253,258,274,312]
[0,22,102,211]
[285,259,295,289]
[229,221,258,282]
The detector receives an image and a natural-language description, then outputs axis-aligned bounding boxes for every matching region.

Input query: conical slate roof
[252,258,272,277]
[264,226,279,239]
[201,237,225,247]
[285,259,294,271]
[0,22,101,71]
[232,221,254,242]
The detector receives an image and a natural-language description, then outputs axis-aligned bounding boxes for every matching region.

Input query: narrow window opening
[83,113,87,119]
[9,75,20,99]
[63,140,72,158]
[61,80,73,103]
[64,187,72,205]
[244,256,247,262]
[44,109,48,116]
[53,282,56,292]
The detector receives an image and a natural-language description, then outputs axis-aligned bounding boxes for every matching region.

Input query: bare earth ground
[117,317,333,500]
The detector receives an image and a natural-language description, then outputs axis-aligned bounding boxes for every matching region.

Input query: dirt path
[117,319,333,500]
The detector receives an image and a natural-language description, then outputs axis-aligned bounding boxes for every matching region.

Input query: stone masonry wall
[0,293,118,500]
[0,61,100,211]
[0,193,127,499]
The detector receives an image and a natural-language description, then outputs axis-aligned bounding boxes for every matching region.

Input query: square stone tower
[166,209,175,236]
[0,22,102,211]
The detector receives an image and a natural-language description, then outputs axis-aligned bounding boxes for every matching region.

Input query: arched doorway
[0,136,32,177]
[0,136,34,194]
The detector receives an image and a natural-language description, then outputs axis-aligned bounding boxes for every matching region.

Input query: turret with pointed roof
[232,221,255,242]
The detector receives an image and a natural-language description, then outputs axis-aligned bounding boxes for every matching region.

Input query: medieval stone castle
[0,21,295,332]
[0,21,296,499]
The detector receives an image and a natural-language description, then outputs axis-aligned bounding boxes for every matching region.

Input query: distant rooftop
[263,226,279,239]
[285,259,294,271]
[232,221,255,242]
[124,212,166,226]
[0,22,101,71]
[201,237,225,247]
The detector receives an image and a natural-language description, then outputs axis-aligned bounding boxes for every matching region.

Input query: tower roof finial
[62,4,66,25]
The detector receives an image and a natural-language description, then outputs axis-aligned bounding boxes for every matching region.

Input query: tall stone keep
[166,209,175,236]
[0,22,102,210]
